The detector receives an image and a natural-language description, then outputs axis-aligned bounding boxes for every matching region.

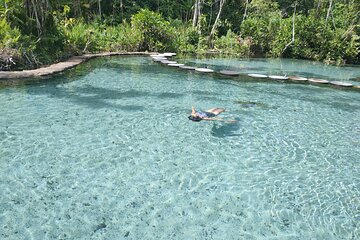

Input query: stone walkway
[0,52,150,79]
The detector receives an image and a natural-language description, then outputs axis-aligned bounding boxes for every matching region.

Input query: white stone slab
[161,60,177,64]
[308,78,329,84]
[248,73,268,78]
[150,54,166,57]
[288,76,308,81]
[195,68,214,73]
[162,52,177,57]
[220,70,240,76]
[152,57,167,61]
[329,81,353,87]
[269,75,288,80]
[179,65,196,70]
[168,63,185,67]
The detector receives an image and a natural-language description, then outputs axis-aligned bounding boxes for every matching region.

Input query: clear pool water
[0,56,359,239]
[180,57,360,84]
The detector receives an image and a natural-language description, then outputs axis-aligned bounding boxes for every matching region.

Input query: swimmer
[188,106,237,122]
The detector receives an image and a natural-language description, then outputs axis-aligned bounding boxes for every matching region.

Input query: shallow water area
[0,56,359,239]
[181,57,360,84]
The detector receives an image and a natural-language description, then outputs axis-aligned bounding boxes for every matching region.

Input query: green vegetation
[0,0,359,70]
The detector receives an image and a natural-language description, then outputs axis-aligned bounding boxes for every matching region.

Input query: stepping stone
[308,78,329,84]
[152,55,167,59]
[195,68,214,73]
[219,70,240,76]
[168,63,185,67]
[161,60,176,64]
[179,65,196,70]
[269,75,289,80]
[288,76,308,81]
[330,81,353,87]
[248,73,268,78]
[150,54,166,57]
[354,85,360,89]
[152,57,167,61]
[163,52,176,57]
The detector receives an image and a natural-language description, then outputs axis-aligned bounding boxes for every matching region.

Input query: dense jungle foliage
[0,0,359,70]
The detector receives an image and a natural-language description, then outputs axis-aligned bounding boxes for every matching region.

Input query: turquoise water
[180,57,360,84]
[0,56,359,239]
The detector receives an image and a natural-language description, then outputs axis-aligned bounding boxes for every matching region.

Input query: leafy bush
[131,9,174,51]
[0,18,21,49]
[268,16,293,57]
[0,18,23,70]
[102,23,142,52]
[62,20,142,54]
[240,3,360,64]
[240,0,282,55]
[288,14,359,64]
[62,21,91,54]
[172,24,199,53]
[213,30,251,56]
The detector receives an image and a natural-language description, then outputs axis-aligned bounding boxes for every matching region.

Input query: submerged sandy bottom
[0,57,359,239]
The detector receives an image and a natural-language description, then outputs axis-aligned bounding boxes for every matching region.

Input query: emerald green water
[0,57,359,239]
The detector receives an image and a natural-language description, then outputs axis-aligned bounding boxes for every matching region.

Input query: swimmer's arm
[191,106,196,115]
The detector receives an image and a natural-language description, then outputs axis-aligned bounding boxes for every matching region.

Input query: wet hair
[188,115,202,122]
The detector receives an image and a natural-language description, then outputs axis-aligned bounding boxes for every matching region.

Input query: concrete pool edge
[0,52,154,80]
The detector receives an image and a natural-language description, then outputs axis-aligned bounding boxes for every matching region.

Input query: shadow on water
[157,92,185,99]
[234,100,278,110]
[0,56,151,89]
[247,84,360,113]
[210,117,241,138]
[30,85,147,111]
[0,58,104,89]
[192,90,221,96]
[27,83,185,111]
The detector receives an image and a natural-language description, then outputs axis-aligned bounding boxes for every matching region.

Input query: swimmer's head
[188,115,201,122]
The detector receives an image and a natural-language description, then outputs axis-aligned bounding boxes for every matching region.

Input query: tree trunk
[98,0,102,19]
[23,0,31,17]
[208,2,213,29]
[315,0,322,18]
[325,0,333,24]
[120,0,124,21]
[208,0,226,47]
[192,0,201,27]
[23,0,50,36]
[242,0,249,22]
[30,0,42,36]
[282,1,297,54]
[330,6,336,28]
